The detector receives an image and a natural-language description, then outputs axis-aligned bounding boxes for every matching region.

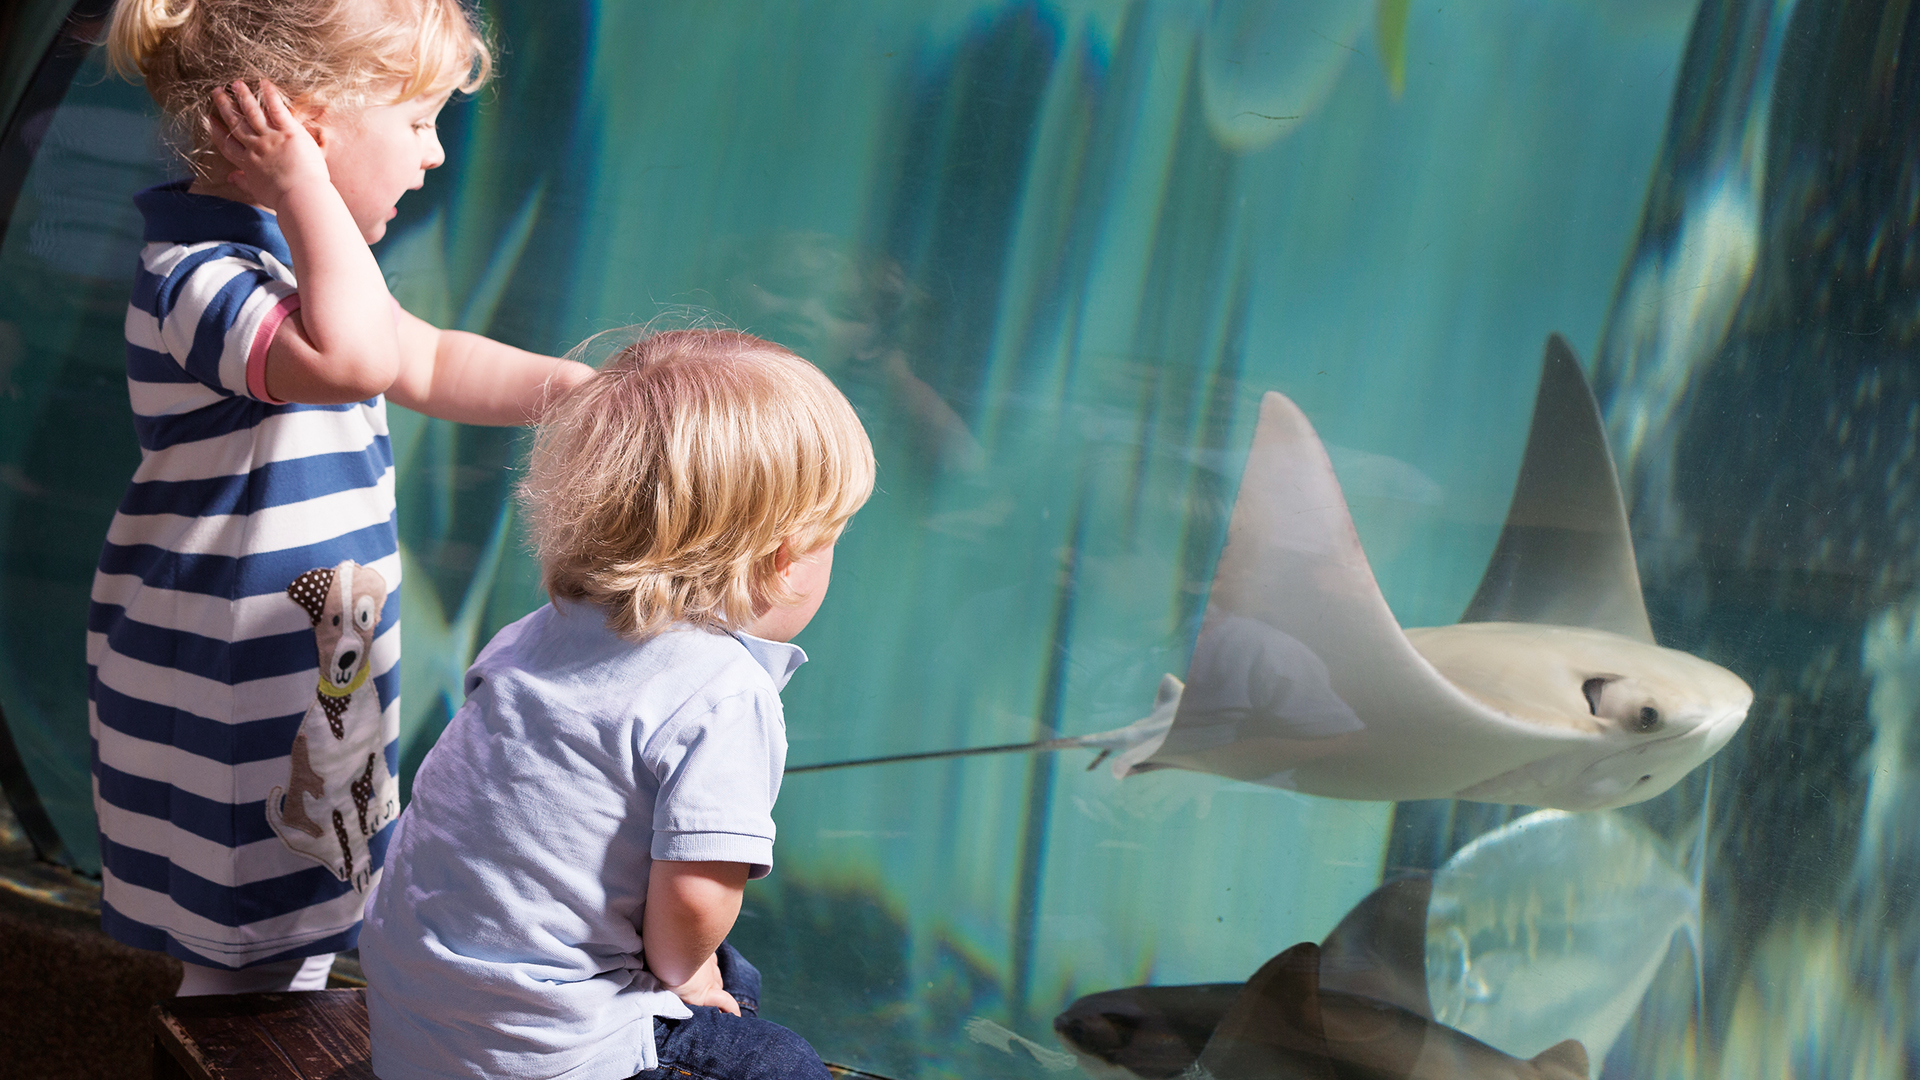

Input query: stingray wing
[1460,334,1654,643]
[1140,391,1572,801]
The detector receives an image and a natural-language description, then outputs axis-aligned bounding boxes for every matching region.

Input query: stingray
[791,335,1751,810]
[1054,875,1590,1080]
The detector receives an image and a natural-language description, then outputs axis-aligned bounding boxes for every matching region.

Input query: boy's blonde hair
[106,0,490,170]
[521,329,876,640]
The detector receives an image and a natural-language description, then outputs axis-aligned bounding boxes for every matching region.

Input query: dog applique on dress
[270,562,400,892]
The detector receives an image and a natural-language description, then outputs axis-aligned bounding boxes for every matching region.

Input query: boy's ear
[770,541,796,575]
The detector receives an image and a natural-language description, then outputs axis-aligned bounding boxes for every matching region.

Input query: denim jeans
[628,942,830,1080]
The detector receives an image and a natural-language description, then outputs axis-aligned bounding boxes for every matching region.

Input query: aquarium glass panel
[9,1,1920,1077]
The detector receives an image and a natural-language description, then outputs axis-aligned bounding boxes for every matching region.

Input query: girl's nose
[423,131,446,170]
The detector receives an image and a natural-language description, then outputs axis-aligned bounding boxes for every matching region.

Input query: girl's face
[313,90,451,243]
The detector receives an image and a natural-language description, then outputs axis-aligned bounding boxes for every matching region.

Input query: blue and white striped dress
[87,181,401,968]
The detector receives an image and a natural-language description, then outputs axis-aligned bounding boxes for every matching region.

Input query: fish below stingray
[1425,809,1701,1069]
[790,335,1752,811]
[1056,812,1697,1079]
[1055,877,1589,1080]
[1054,876,1434,1080]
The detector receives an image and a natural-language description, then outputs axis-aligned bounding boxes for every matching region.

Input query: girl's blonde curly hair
[521,329,876,641]
[106,0,490,172]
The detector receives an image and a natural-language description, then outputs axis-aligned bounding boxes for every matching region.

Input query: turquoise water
[11,0,1920,1076]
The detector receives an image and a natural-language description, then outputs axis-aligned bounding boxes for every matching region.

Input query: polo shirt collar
[134,180,292,263]
[729,631,807,691]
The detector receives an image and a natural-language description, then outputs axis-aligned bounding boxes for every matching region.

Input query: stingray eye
[1634,706,1661,733]
[1582,678,1607,716]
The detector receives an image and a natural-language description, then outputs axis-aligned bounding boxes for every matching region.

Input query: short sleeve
[645,689,787,879]
[150,247,300,404]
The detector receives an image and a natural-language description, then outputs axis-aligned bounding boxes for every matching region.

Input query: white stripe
[219,279,297,395]
[123,405,387,483]
[139,239,225,281]
[157,256,251,368]
[160,256,296,398]
[125,304,165,352]
[127,376,223,420]
[104,469,397,558]
[101,866,370,964]
[90,626,399,732]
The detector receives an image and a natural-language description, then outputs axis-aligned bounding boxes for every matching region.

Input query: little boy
[360,329,874,1080]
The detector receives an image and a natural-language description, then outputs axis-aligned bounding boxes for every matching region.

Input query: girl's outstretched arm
[387,308,593,425]
[212,81,401,404]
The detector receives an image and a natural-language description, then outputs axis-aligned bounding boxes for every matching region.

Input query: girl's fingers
[210,86,244,134]
[207,112,245,163]
[232,80,272,135]
[258,80,297,130]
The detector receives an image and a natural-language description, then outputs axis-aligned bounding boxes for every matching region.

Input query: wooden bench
[153,989,374,1079]
[153,989,890,1079]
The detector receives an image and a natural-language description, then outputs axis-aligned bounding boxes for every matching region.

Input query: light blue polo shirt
[359,601,804,1080]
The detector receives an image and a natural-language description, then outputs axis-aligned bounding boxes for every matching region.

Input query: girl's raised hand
[210,80,329,212]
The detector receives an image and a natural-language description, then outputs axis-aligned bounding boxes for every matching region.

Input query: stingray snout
[1567,701,1746,809]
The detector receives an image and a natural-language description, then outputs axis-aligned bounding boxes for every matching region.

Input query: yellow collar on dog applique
[317,663,371,699]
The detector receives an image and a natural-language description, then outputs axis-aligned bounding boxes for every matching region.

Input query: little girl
[91,0,591,995]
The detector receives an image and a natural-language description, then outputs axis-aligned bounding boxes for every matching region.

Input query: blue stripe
[130,265,164,315]
[100,899,364,967]
[88,601,333,685]
[135,181,294,263]
[90,601,399,700]
[95,753,399,854]
[94,516,400,602]
[132,395,262,451]
[148,244,257,320]
[98,897,170,953]
[118,444,393,518]
[95,759,281,848]
[132,400,378,452]
[99,826,388,929]
[89,675,303,766]
[126,341,199,384]
[147,247,245,319]
[185,267,274,390]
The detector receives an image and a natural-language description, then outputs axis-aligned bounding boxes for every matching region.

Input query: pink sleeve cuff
[246,293,301,405]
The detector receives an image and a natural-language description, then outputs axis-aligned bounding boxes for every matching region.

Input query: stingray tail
[783,735,1089,774]
[785,674,1185,776]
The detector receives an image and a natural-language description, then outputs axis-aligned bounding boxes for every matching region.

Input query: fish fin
[1154,672,1184,710]
[1147,391,1477,791]
[1376,0,1410,97]
[1530,1038,1591,1079]
[1460,334,1655,643]
[1089,676,1182,779]
[1197,942,1337,1078]
[1317,874,1434,1018]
